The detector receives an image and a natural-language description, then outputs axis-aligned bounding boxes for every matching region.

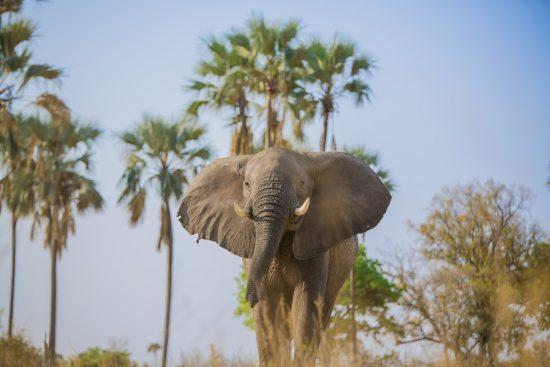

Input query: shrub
[0,335,45,367]
[63,347,138,367]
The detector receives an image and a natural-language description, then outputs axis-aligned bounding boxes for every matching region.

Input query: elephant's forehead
[248,149,310,173]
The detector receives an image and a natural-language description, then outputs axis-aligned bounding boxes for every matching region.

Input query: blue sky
[0,0,549,364]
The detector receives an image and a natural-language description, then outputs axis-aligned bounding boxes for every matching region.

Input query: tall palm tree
[0,1,61,339]
[239,15,307,147]
[344,145,394,366]
[29,106,103,366]
[187,32,255,155]
[305,38,374,151]
[0,114,37,338]
[118,115,210,367]
[276,49,316,148]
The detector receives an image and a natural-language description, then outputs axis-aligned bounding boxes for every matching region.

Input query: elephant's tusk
[234,202,249,220]
[294,197,310,217]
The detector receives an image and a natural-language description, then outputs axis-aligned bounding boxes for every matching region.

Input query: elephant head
[177,147,391,307]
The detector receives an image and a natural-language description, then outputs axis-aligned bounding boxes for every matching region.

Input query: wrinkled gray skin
[178,147,390,366]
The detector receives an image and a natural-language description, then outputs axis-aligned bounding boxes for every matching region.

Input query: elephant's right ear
[178,155,255,258]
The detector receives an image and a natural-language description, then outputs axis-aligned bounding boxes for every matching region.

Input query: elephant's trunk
[246,174,290,308]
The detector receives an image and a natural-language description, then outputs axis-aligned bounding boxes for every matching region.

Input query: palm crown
[244,15,312,147]
[29,111,104,252]
[187,34,255,155]
[188,18,374,153]
[0,11,61,107]
[306,38,374,151]
[118,115,210,246]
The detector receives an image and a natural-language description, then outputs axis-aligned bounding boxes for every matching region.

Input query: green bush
[63,347,139,367]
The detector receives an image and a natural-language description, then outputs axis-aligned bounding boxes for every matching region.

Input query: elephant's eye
[244,181,250,188]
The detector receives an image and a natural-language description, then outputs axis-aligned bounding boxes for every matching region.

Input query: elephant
[177,147,391,366]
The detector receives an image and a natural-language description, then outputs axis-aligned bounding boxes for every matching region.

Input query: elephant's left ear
[293,152,391,260]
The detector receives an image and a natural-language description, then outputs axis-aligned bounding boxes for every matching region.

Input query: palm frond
[19,64,62,90]
[75,177,104,213]
[342,78,371,105]
[0,19,35,56]
[351,56,373,76]
[34,93,71,123]
[0,0,23,14]
[127,188,146,225]
[186,100,209,117]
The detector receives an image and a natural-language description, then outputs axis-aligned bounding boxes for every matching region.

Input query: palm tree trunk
[48,237,58,366]
[238,97,250,155]
[319,109,329,152]
[241,122,251,155]
[161,202,174,367]
[265,90,274,148]
[7,215,17,338]
[350,266,357,367]
[276,109,286,146]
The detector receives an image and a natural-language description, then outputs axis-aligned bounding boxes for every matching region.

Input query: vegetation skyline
[0,1,548,365]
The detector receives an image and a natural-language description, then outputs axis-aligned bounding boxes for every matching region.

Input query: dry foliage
[394,181,549,366]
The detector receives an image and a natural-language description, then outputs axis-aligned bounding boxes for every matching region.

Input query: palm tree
[29,106,103,366]
[305,38,374,151]
[118,115,210,367]
[240,15,307,147]
[276,49,316,149]
[0,114,37,338]
[187,32,255,155]
[0,2,61,339]
[344,145,394,367]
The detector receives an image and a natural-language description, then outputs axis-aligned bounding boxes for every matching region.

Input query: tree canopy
[395,180,548,366]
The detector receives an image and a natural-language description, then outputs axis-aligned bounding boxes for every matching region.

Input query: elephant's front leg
[253,294,292,366]
[253,298,276,366]
[292,252,329,365]
[246,258,292,366]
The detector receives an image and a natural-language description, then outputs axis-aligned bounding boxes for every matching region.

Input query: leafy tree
[522,241,550,331]
[118,115,210,367]
[395,181,548,366]
[305,38,373,151]
[28,105,103,366]
[187,33,255,155]
[0,0,61,339]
